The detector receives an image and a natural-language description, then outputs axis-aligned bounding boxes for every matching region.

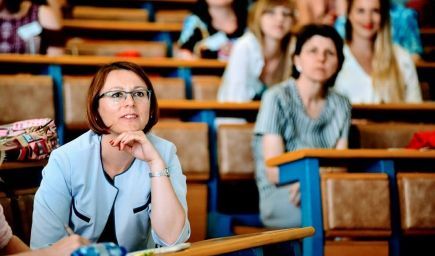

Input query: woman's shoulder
[392,44,416,71]
[268,78,296,93]
[393,44,414,61]
[233,31,260,49]
[182,14,207,29]
[328,89,351,110]
[262,79,297,103]
[147,132,175,152]
[53,130,99,155]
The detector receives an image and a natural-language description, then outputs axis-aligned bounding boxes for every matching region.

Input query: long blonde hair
[248,0,296,85]
[346,0,405,102]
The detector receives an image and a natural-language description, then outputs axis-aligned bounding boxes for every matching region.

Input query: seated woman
[334,0,423,103]
[176,0,248,60]
[0,0,64,55]
[218,0,295,102]
[334,0,423,62]
[253,24,350,228]
[30,62,190,251]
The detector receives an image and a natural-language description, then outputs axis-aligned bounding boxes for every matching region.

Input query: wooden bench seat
[191,75,221,101]
[398,173,435,235]
[321,173,391,238]
[0,74,55,124]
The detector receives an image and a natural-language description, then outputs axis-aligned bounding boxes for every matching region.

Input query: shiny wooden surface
[0,160,47,170]
[0,54,226,68]
[63,19,182,32]
[266,149,435,167]
[166,227,315,256]
[159,100,260,110]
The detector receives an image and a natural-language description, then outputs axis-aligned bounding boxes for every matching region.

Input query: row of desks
[267,149,435,256]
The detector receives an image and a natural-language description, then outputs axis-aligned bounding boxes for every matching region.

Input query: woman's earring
[296,65,302,73]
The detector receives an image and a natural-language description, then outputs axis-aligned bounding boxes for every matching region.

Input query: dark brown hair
[292,24,344,88]
[86,61,158,135]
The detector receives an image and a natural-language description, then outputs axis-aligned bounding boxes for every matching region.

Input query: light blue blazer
[30,131,190,251]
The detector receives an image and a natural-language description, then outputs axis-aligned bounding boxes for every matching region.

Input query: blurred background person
[218,0,295,102]
[0,0,64,55]
[334,0,422,103]
[176,0,249,60]
[296,0,346,26]
[253,24,350,228]
[334,0,423,62]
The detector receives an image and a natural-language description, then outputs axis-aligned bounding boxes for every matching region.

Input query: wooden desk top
[415,60,435,69]
[159,100,260,110]
[0,54,226,68]
[352,102,435,111]
[0,53,433,70]
[166,227,314,256]
[266,149,435,167]
[63,19,183,32]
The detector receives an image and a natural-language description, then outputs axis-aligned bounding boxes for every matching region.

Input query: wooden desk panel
[167,227,314,256]
[0,160,47,171]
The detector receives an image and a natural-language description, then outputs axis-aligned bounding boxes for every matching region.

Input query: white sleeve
[217,38,254,102]
[396,46,422,102]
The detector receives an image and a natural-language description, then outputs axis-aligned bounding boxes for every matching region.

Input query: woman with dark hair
[334,0,422,103]
[176,0,249,59]
[31,62,190,251]
[0,0,64,54]
[253,24,350,228]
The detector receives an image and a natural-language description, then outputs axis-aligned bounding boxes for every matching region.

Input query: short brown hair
[86,61,158,135]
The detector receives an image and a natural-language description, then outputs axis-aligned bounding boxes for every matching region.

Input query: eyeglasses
[98,89,152,104]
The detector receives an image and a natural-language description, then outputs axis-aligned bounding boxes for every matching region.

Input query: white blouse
[334,44,422,103]
[217,31,265,102]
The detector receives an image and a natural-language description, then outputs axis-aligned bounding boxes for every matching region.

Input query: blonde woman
[217,0,295,102]
[334,0,422,103]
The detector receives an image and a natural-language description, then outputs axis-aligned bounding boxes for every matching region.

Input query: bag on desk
[0,118,58,164]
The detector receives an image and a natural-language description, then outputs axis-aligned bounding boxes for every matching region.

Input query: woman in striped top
[253,24,351,228]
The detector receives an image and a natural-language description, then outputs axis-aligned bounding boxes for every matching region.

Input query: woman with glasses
[31,62,190,252]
